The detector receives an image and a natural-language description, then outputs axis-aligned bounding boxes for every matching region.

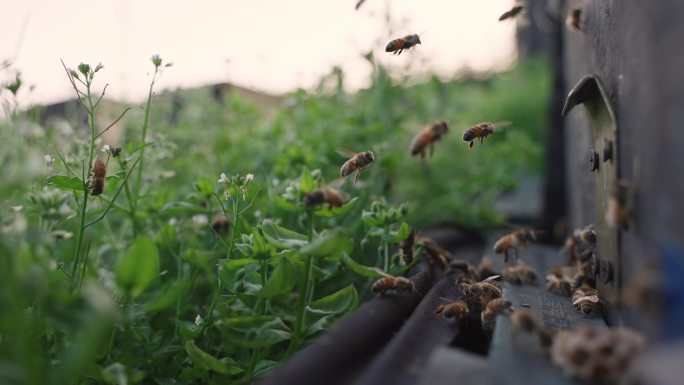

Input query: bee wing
[336,149,358,159]
[481,275,502,283]
[492,121,513,130]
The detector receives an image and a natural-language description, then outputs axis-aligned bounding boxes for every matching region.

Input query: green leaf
[341,253,387,278]
[47,175,84,192]
[299,168,316,193]
[101,362,145,385]
[304,284,358,337]
[254,360,280,377]
[215,316,291,348]
[184,340,243,375]
[179,321,203,340]
[193,178,215,198]
[300,229,353,257]
[313,197,358,218]
[260,219,307,249]
[393,222,411,243]
[116,236,159,297]
[144,278,189,313]
[218,258,259,293]
[258,257,296,297]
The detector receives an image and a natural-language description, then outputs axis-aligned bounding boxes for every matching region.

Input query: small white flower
[168,217,178,226]
[218,173,229,185]
[195,314,203,326]
[192,214,208,224]
[245,173,254,184]
[43,154,54,167]
[100,144,111,153]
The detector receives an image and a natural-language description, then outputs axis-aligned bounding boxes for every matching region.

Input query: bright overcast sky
[1,0,517,106]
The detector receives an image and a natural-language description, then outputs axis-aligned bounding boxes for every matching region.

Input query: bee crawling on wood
[339,150,375,185]
[564,224,596,266]
[545,267,573,296]
[481,298,513,332]
[371,275,414,296]
[511,310,555,348]
[459,275,502,308]
[566,8,584,34]
[493,229,541,263]
[477,256,498,281]
[88,158,107,196]
[571,283,601,317]
[434,299,469,322]
[498,5,524,21]
[448,259,480,282]
[502,263,538,285]
[385,34,422,55]
[606,181,631,230]
[410,120,449,160]
[416,236,453,268]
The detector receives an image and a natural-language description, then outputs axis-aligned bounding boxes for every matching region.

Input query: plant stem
[383,227,390,272]
[70,79,96,291]
[288,210,314,354]
[132,67,158,225]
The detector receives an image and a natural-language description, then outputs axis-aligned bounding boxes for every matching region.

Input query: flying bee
[410,120,449,160]
[502,263,538,285]
[462,121,512,149]
[210,213,230,234]
[417,236,453,268]
[385,34,421,55]
[399,229,416,264]
[372,275,415,296]
[545,267,573,296]
[434,299,469,322]
[89,158,106,196]
[481,298,513,331]
[572,283,601,317]
[339,150,375,185]
[304,187,345,209]
[606,182,631,229]
[498,5,524,21]
[566,8,583,33]
[493,229,540,263]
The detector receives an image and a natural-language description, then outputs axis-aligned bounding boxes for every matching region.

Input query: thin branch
[239,188,262,215]
[213,192,227,214]
[206,223,231,250]
[55,147,79,179]
[93,83,109,109]
[85,156,141,229]
[95,107,131,140]
[78,238,92,292]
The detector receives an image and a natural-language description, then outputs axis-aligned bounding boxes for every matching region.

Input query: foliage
[0,54,549,384]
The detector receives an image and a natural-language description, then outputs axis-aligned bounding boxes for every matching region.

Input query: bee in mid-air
[410,120,449,159]
[372,275,415,296]
[498,5,524,21]
[502,263,538,285]
[481,298,513,331]
[462,122,495,149]
[572,283,601,317]
[493,229,540,263]
[434,299,469,322]
[385,34,421,55]
[339,150,375,184]
[304,187,345,209]
[566,8,583,33]
[399,229,416,264]
[89,158,107,196]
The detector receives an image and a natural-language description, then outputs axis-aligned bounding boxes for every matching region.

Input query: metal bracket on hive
[562,74,619,324]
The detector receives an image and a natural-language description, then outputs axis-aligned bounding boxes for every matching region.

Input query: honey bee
[339,150,375,184]
[511,310,555,348]
[304,187,345,209]
[417,236,453,268]
[564,224,597,266]
[385,34,421,55]
[498,5,524,21]
[210,213,230,234]
[477,256,498,281]
[502,263,538,285]
[566,8,583,33]
[493,229,539,263]
[410,120,449,159]
[545,267,572,296]
[570,262,595,292]
[462,122,495,149]
[481,298,513,331]
[399,229,416,264]
[572,283,601,317]
[434,299,469,322]
[448,259,480,281]
[372,275,415,296]
[459,275,502,308]
[89,158,106,196]
[606,182,631,229]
